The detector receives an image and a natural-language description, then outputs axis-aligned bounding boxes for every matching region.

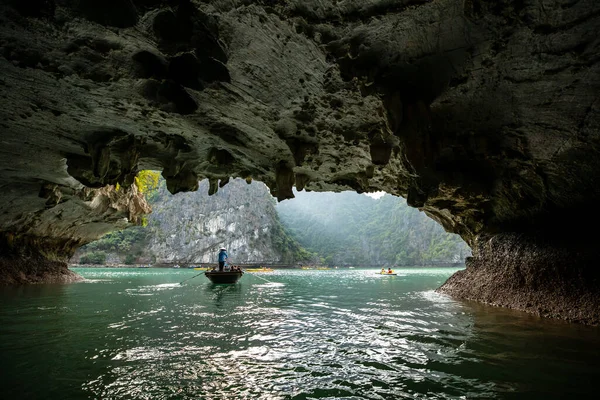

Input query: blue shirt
[218,250,228,262]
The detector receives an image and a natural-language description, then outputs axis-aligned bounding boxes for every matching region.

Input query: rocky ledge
[0,1,599,323]
[0,183,150,284]
[0,256,84,285]
[438,232,600,325]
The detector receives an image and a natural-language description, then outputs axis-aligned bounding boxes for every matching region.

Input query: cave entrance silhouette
[71,174,470,270]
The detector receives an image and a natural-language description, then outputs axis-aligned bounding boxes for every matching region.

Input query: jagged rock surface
[0,1,599,322]
[144,179,298,264]
[438,233,600,325]
[0,183,150,283]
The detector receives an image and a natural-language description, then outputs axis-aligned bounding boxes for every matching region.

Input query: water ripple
[3,267,599,399]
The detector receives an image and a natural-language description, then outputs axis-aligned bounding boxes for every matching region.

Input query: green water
[1,268,599,399]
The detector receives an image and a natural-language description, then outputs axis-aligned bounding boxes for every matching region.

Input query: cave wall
[439,232,600,325]
[0,183,150,283]
[0,0,599,321]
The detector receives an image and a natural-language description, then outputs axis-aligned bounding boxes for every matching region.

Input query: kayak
[245,268,274,272]
[378,272,397,276]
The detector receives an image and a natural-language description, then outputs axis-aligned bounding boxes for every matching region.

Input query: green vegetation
[276,191,470,266]
[77,226,150,264]
[76,171,161,263]
[79,251,107,265]
[81,226,149,254]
[136,170,162,226]
[135,170,161,202]
[266,198,315,263]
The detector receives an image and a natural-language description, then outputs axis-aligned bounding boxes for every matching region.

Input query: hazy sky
[364,191,385,199]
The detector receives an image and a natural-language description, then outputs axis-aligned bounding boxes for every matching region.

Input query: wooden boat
[204,270,243,284]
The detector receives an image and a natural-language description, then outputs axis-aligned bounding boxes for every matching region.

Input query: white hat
[219,247,226,250]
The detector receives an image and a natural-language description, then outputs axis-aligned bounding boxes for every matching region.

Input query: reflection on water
[204,283,243,308]
[0,267,599,399]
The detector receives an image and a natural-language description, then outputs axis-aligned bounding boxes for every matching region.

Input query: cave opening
[70,174,470,273]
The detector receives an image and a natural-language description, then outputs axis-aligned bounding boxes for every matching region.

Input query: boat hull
[204,271,243,284]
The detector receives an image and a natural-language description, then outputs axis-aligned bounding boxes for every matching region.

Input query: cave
[0,0,599,324]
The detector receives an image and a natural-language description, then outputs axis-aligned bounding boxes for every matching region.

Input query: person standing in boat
[218,247,228,272]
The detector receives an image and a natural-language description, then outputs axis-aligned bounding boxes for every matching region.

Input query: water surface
[1,267,598,399]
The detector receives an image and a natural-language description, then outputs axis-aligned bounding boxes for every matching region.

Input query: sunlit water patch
[1,267,599,399]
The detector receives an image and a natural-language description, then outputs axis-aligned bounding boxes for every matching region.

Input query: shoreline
[69,264,466,269]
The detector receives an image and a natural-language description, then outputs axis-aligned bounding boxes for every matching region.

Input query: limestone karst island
[1,1,599,398]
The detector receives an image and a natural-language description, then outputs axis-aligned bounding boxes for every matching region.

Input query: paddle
[179,271,206,285]
[243,269,275,283]
[239,263,278,284]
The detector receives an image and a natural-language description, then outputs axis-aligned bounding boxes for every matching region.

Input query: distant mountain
[276,190,471,266]
[144,179,308,264]
[72,179,310,265]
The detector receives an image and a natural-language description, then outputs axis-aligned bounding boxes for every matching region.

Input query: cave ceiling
[0,0,599,248]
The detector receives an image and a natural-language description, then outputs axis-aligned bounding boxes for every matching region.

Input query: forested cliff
[73,178,307,265]
[277,191,471,266]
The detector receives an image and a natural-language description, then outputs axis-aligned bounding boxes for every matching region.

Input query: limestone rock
[141,179,301,264]
[438,233,600,325]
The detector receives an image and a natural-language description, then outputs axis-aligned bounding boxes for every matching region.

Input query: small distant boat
[137,265,150,269]
[378,270,397,276]
[172,264,181,269]
[204,270,243,284]
[245,267,273,272]
[194,266,210,271]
